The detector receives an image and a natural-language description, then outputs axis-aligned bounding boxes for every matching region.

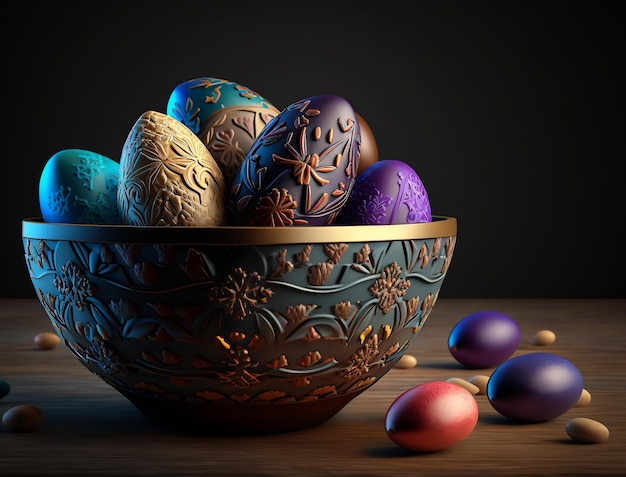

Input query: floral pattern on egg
[166,77,280,186]
[228,95,360,226]
[117,110,227,227]
[39,149,122,224]
[337,159,432,225]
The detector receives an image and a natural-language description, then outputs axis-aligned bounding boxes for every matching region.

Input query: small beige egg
[395,354,417,369]
[446,377,480,395]
[34,331,61,350]
[575,388,592,406]
[565,417,609,443]
[2,404,43,432]
[467,374,490,395]
[531,329,556,345]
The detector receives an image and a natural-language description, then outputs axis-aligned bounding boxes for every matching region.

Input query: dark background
[6,1,623,299]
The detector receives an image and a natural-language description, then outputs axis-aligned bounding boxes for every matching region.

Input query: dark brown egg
[356,112,379,174]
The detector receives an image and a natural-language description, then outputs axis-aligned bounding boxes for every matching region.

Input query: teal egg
[166,77,280,185]
[39,149,122,224]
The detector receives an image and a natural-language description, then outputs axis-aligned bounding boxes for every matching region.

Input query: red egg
[385,381,479,452]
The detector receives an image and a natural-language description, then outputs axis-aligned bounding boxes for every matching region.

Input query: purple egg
[336,159,431,225]
[487,352,584,422]
[447,311,521,369]
[228,94,360,226]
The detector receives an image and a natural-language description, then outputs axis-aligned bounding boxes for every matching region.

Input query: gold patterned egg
[118,110,227,226]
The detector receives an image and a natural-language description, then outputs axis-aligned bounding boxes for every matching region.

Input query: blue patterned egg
[166,77,280,186]
[228,94,361,226]
[39,149,122,224]
[336,159,432,225]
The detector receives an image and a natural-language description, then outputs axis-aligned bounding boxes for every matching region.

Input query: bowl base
[121,390,364,435]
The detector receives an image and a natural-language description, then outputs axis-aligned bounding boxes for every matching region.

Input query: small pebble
[467,374,490,395]
[531,329,556,346]
[2,404,43,432]
[575,388,592,406]
[34,332,61,350]
[565,417,609,443]
[394,354,417,369]
[0,379,10,399]
[446,377,480,395]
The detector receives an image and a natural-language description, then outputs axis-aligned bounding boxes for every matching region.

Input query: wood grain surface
[1,298,624,477]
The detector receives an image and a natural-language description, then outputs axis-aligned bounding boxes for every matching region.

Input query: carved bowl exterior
[22,217,457,434]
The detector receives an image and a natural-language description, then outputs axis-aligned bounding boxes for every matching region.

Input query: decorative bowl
[22,216,456,434]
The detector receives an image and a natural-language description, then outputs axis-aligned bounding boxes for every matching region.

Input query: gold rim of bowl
[22,216,457,245]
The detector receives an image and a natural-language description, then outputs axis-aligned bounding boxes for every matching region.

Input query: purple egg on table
[336,159,431,225]
[447,310,521,369]
[487,352,584,422]
[228,94,360,226]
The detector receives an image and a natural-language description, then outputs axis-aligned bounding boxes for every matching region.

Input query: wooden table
[1,298,624,476]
